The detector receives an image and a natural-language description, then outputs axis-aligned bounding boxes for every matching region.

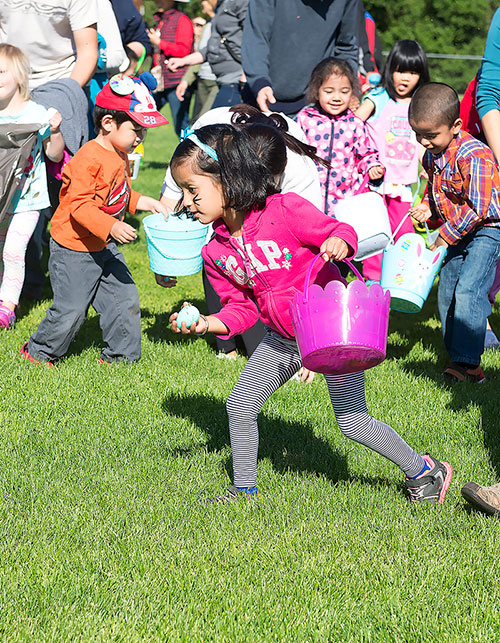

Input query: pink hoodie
[202,192,358,340]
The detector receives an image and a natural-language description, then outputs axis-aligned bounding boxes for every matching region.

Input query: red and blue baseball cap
[95,73,169,128]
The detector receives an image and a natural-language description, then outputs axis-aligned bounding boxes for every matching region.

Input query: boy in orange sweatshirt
[22,74,168,364]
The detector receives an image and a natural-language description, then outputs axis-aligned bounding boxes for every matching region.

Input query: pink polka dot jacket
[296,105,382,216]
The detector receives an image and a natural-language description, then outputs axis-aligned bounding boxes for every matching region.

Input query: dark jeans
[28,239,141,363]
[438,226,500,365]
[211,82,255,109]
[155,86,190,137]
[202,267,265,356]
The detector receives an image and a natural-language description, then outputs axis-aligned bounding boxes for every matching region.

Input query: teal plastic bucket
[143,213,208,276]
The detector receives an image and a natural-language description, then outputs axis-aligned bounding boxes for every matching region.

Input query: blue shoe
[202,485,259,505]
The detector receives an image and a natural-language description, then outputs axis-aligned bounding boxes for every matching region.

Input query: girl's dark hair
[305,57,360,104]
[170,124,282,212]
[229,103,329,168]
[381,40,430,101]
[93,105,135,131]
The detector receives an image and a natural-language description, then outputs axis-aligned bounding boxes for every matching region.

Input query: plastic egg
[176,305,200,328]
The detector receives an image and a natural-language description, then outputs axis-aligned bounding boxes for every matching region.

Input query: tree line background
[144,0,499,93]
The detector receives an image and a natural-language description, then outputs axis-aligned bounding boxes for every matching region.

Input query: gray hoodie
[200,0,249,85]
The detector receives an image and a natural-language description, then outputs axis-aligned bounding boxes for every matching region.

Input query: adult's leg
[167,87,190,137]
[0,210,40,306]
[439,228,500,365]
[202,267,237,354]
[191,78,218,123]
[226,332,302,487]
[92,242,141,362]
[27,240,104,361]
[324,371,425,477]
[211,83,243,109]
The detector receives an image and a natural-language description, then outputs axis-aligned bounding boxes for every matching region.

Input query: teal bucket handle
[143,223,205,261]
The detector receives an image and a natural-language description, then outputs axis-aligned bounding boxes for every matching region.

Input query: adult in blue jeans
[167,0,252,109]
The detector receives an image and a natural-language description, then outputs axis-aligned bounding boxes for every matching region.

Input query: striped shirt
[423,130,500,244]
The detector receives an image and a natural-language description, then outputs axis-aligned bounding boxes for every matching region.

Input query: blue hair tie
[180,128,219,162]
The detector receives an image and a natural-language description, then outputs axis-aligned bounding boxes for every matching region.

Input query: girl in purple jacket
[169,124,452,505]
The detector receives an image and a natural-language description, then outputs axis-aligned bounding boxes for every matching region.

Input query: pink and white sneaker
[0,304,15,329]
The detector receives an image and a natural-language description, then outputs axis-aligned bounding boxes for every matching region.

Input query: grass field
[1,109,500,641]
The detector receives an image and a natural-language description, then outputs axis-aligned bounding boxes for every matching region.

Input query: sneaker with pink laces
[0,304,15,328]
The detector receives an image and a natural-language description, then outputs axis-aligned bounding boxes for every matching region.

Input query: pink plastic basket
[290,256,391,374]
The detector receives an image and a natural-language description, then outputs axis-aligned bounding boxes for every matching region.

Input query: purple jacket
[296,105,381,215]
[202,192,358,340]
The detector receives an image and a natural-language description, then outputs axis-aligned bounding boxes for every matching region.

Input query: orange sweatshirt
[50,140,141,252]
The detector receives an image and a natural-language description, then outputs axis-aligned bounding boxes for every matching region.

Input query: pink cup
[290,256,390,374]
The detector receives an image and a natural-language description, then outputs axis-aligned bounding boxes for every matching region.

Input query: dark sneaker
[202,485,259,505]
[461,482,500,516]
[444,363,486,384]
[20,342,54,367]
[405,454,452,504]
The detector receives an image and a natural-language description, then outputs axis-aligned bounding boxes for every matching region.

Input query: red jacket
[202,192,358,339]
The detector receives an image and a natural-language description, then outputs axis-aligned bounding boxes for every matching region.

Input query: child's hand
[320,236,350,262]
[48,109,62,133]
[408,203,431,223]
[429,230,449,252]
[155,273,177,288]
[110,220,137,244]
[170,311,207,335]
[147,27,161,47]
[368,165,385,181]
[137,195,169,219]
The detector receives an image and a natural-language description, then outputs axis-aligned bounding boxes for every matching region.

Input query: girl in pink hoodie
[169,123,452,506]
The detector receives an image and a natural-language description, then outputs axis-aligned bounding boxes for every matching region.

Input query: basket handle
[143,223,207,260]
[303,254,364,302]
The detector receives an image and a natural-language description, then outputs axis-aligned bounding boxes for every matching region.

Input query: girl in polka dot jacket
[297,58,385,216]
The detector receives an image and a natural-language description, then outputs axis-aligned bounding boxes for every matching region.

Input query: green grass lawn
[1,110,500,641]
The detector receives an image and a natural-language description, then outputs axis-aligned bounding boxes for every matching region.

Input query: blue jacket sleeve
[476,8,500,119]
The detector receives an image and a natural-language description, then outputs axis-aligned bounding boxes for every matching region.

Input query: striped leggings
[0,210,40,306]
[227,331,425,487]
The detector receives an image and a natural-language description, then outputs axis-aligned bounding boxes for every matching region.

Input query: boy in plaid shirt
[409,82,500,383]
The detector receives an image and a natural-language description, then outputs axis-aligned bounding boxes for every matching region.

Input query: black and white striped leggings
[226,331,425,487]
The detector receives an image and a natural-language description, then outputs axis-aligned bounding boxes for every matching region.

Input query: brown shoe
[461,482,500,515]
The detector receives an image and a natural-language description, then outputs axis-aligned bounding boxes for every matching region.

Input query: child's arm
[171,248,260,338]
[43,110,65,162]
[355,120,384,181]
[355,97,375,121]
[136,195,169,218]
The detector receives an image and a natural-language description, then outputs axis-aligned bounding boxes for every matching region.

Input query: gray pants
[28,239,141,363]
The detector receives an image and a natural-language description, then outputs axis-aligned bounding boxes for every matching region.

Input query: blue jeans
[211,82,255,109]
[437,226,500,365]
[156,86,190,137]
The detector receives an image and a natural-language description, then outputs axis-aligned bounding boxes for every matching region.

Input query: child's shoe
[444,362,486,384]
[202,485,259,505]
[405,454,452,504]
[0,305,15,328]
[461,481,500,516]
[20,342,53,366]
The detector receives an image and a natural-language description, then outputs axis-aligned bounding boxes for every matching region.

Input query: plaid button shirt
[422,130,500,245]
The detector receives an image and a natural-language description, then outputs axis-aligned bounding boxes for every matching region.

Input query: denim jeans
[211,82,255,109]
[437,226,500,365]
